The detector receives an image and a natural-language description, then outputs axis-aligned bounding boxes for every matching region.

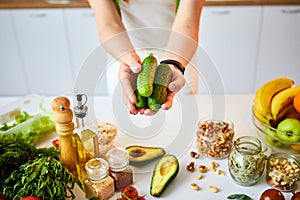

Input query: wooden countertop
[0,0,300,9]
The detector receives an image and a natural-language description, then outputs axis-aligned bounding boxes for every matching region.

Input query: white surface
[255,5,300,90]
[0,94,295,199]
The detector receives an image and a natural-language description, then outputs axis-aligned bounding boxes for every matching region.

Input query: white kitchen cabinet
[255,6,300,89]
[64,8,99,76]
[11,9,73,95]
[64,8,108,95]
[199,6,263,94]
[0,10,28,96]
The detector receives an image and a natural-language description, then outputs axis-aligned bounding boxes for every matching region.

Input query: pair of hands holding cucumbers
[118,53,186,115]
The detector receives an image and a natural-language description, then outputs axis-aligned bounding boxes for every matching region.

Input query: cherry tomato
[121,185,139,199]
[259,189,285,200]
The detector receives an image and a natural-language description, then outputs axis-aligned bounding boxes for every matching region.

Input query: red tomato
[52,139,59,148]
[121,185,139,199]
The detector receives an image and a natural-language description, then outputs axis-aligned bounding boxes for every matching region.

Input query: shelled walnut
[196,120,234,159]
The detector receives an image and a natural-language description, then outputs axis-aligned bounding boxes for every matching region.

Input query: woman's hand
[118,53,142,115]
[118,55,186,115]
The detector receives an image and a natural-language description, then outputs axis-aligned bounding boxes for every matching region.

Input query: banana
[253,77,294,124]
[271,85,300,120]
[275,102,300,126]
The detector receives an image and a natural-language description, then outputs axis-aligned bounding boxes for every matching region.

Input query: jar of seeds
[228,136,266,186]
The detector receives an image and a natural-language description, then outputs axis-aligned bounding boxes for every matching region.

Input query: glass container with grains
[84,158,115,200]
[107,147,134,191]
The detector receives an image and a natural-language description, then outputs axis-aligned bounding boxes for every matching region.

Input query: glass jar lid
[85,158,109,180]
[107,147,129,171]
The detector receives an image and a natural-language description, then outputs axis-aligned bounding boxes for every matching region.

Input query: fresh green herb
[3,156,81,200]
[227,194,254,200]
[0,138,59,192]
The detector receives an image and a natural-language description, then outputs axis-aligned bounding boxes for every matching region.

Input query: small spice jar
[107,147,134,191]
[228,136,266,186]
[196,119,234,159]
[266,153,300,192]
[84,158,115,200]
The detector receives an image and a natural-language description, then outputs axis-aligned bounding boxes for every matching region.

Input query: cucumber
[135,90,147,108]
[137,54,157,97]
[148,64,173,111]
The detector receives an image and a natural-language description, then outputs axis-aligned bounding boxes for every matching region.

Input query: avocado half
[150,154,179,197]
[125,145,165,166]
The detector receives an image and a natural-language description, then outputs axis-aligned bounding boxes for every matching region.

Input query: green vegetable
[148,64,173,111]
[227,194,253,200]
[137,54,158,97]
[135,90,147,108]
[0,111,32,131]
[0,138,59,193]
[0,114,55,145]
[3,156,81,200]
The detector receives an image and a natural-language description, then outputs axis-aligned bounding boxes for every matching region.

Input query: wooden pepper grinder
[52,97,77,177]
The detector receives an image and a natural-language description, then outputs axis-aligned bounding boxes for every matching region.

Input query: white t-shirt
[106,0,198,95]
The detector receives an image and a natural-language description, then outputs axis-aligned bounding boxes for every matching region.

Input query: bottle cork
[52,97,77,177]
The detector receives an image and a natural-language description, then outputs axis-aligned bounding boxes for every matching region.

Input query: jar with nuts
[266,153,300,192]
[228,136,266,186]
[196,119,234,159]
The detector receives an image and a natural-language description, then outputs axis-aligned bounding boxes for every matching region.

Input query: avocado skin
[135,90,147,108]
[137,55,157,97]
[125,145,165,166]
[150,154,179,197]
[148,64,173,111]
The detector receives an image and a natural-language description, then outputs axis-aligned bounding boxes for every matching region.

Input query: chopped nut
[190,151,200,159]
[187,162,195,172]
[210,161,219,172]
[216,169,225,175]
[196,120,234,158]
[190,183,200,191]
[194,173,203,180]
[199,165,207,173]
[208,186,219,193]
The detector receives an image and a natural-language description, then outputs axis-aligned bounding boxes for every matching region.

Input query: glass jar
[228,136,266,186]
[196,119,234,159]
[96,120,118,160]
[266,153,300,192]
[292,179,300,194]
[107,147,134,191]
[84,158,115,200]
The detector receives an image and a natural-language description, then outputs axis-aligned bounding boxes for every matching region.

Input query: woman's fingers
[161,91,175,110]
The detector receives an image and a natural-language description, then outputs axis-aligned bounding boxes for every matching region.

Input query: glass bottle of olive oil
[73,93,100,181]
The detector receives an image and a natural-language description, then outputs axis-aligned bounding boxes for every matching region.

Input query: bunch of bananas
[253,77,300,152]
[253,77,300,128]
